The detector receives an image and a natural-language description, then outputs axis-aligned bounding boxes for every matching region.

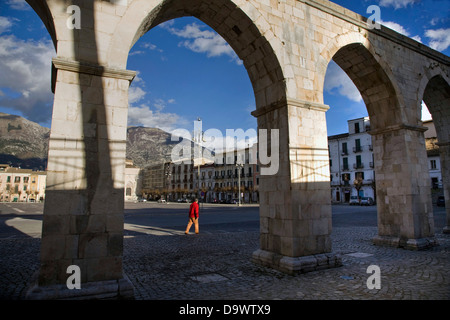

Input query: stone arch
[108,0,286,109]
[319,32,436,250]
[419,72,450,143]
[420,73,450,232]
[319,31,406,131]
[25,0,57,48]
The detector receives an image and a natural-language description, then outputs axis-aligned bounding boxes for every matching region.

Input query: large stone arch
[107,0,286,109]
[420,74,450,233]
[318,31,407,130]
[317,32,436,250]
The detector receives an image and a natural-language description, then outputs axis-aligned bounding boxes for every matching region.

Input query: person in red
[185,198,199,234]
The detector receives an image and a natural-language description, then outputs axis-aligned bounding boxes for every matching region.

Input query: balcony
[330,180,340,186]
[353,146,363,153]
[354,163,364,169]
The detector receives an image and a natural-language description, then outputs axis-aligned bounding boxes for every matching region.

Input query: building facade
[124,159,141,202]
[0,165,47,202]
[212,146,260,203]
[423,120,442,189]
[328,117,375,203]
[138,146,261,204]
[167,160,194,201]
[328,117,442,204]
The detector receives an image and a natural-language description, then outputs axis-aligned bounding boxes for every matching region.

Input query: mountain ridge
[0,113,181,170]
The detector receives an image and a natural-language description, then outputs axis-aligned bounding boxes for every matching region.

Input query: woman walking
[185,198,199,234]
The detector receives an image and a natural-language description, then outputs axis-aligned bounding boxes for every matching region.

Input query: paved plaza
[0,203,449,300]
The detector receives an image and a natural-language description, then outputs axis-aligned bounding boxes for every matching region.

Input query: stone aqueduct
[24,0,449,299]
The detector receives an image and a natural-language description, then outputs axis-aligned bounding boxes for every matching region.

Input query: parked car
[437,196,445,207]
[137,198,147,202]
[360,197,374,206]
[349,196,359,205]
[157,198,166,203]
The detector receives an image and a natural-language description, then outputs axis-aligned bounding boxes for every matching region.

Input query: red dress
[189,202,199,219]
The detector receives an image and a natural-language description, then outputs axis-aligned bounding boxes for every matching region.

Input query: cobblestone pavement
[1,224,449,300]
[123,227,450,300]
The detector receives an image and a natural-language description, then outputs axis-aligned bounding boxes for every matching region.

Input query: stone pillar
[27,58,136,299]
[251,99,342,275]
[371,124,437,250]
[438,142,450,234]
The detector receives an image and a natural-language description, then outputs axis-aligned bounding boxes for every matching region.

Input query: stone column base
[25,274,135,300]
[252,249,342,275]
[372,235,438,250]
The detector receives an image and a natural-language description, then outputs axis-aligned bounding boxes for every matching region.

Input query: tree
[353,173,363,204]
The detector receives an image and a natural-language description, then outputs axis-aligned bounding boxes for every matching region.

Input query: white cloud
[380,20,422,42]
[425,28,450,51]
[411,35,423,43]
[130,41,167,60]
[128,86,146,104]
[127,104,184,132]
[324,61,363,103]
[127,72,184,131]
[5,0,30,11]
[141,42,163,53]
[201,129,258,154]
[162,22,242,65]
[380,20,409,35]
[0,16,14,34]
[378,0,419,9]
[153,98,175,111]
[129,50,145,56]
[0,32,55,125]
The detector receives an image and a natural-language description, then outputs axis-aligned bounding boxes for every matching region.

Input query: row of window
[331,140,372,155]
[171,179,259,190]
[4,185,36,192]
[1,176,38,183]
[331,172,372,184]
[331,157,438,171]
[330,155,374,171]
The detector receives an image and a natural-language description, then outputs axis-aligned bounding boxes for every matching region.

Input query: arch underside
[26,0,57,49]
[331,43,402,131]
[130,0,286,109]
[423,75,450,143]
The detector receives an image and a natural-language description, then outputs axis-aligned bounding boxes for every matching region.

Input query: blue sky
[0,0,449,144]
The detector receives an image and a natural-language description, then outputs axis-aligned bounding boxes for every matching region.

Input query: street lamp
[165,162,172,202]
[194,117,205,206]
[236,162,244,206]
